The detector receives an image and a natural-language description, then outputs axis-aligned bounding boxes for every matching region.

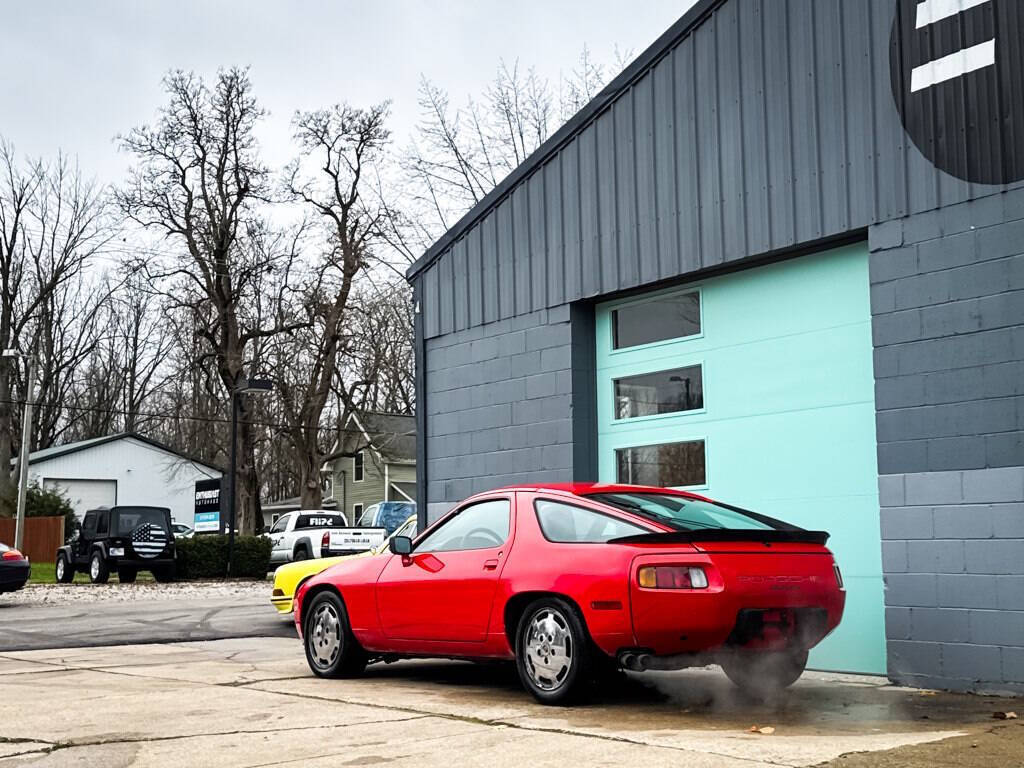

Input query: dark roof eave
[405,0,722,281]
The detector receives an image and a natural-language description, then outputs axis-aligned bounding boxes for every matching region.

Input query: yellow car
[270,514,417,614]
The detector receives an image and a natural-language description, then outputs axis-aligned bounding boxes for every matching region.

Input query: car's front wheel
[515,597,592,705]
[720,649,808,698]
[303,590,366,678]
[89,551,109,584]
[55,553,75,584]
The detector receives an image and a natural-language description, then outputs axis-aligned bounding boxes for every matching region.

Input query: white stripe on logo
[911,38,996,92]
[915,0,991,28]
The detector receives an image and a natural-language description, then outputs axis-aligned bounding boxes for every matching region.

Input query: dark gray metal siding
[414,0,1024,340]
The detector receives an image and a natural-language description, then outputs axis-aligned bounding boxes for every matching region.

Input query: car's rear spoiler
[608,529,831,545]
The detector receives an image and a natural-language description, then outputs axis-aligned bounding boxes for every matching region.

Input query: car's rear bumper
[0,561,30,592]
[106,557,175,569]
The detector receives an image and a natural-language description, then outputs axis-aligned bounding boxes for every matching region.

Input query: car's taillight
[638,565,708,589]
[833,563,844,589]
[321,532,330,548]
[2,549,26,561]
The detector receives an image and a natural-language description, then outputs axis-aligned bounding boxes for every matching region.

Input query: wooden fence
[0,516,64,563]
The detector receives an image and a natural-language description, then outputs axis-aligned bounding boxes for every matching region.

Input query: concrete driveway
[1,636,1021,768]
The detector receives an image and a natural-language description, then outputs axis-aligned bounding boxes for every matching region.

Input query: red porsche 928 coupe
[294,483,845,704]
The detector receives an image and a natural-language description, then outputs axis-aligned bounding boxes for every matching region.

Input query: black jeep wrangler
[56,506,176,584]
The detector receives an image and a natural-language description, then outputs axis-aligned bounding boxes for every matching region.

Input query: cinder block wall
[871,189,1024,693]
[422,306,579,522]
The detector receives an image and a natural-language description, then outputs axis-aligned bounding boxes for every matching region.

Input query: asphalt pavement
[0,591,294,651]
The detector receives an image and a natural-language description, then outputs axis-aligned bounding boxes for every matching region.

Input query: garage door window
[614,364,704,419]
[616,440,706,488]
[612,290,700,349]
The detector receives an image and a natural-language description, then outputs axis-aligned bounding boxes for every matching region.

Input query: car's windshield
[114,508,169,536]
[589,493,784,532]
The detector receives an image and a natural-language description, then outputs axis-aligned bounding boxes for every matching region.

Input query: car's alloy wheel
[523,608,574,692]
[89,552,109,584]
[56,554,75,584]
[302,591,367,679]
[515,597,592,705]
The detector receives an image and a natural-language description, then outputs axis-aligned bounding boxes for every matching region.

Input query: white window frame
[353,451,365,483]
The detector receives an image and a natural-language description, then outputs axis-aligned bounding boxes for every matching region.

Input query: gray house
[328,412,416,525]
[407,0,1024,692]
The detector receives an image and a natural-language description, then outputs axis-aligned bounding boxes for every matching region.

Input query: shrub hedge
[175,534,271,579]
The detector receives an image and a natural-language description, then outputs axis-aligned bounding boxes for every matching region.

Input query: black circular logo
[890,0,1024,185]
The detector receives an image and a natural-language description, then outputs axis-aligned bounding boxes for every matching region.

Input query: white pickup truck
[267,511,387,564]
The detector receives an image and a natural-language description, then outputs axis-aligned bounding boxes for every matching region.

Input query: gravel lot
[4,580,271,606]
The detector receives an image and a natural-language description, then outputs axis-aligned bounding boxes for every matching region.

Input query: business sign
[890,0,1024,184]
[194,478,224,534]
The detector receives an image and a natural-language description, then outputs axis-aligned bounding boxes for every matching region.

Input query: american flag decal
[131,523,167,558]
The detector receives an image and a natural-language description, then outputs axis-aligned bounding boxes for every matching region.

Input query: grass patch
[28,562,155,585]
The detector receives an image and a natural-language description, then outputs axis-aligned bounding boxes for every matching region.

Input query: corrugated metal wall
[417,0,1023,339]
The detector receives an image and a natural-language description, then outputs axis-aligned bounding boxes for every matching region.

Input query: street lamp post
[3,349,35,551]
[226,376,273,575]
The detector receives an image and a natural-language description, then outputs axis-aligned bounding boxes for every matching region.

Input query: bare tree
[0,142,111,514]
[273,102,391,509]
[117,69,305,534]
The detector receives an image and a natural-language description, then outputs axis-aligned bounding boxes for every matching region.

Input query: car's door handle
[483,559,499,570]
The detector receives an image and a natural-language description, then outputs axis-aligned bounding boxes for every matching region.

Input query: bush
[175,534,270,579]
[25,481,79,542]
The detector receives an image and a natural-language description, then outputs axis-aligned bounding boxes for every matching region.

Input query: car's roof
[479,482,714,502]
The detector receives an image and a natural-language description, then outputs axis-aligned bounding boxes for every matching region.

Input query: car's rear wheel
[515,597,592,705]
[303,590,366,678]
[89,551,109,584]
[118,567,137,583]
[721,649,808,698]
[293,545,311,561]
[152,566,175,583]
[55,553,75,584]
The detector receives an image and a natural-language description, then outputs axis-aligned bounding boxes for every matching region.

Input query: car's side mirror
[389,536,412,556]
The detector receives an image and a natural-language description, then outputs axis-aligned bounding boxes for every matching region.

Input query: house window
[353,451,364,482]
[614,364,704,419]
[612,290,701,349]
[615,439,707,488]
[353,503,363,521]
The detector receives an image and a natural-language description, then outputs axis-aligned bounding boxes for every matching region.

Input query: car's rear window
[589,493,787,532]
[295,514,345,529]
[114,508,170,536]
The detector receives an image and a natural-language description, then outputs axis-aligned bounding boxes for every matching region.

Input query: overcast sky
[4,1,696,186]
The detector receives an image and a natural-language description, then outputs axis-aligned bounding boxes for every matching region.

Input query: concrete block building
[406,0,1024,692]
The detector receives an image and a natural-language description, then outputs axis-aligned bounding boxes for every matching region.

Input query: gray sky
[4,1,695,186]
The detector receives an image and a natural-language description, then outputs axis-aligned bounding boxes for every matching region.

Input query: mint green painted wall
[595,243,885,675]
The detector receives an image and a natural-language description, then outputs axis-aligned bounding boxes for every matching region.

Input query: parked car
[294,483,845,704]
[56,506,176,584]
[356,501,416,535]
[268,511,387,565]
[171,523,194,539]
[272,514,418,614]
[0,542,30,593]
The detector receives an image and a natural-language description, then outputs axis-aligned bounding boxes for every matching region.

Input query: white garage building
[24,433,222,527]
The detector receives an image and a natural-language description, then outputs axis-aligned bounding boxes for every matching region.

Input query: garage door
[595,242,884,674]
[45,478,117,522]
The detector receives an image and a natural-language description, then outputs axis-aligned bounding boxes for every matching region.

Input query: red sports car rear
[294,483,845,704]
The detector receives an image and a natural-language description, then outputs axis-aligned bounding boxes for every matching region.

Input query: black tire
[720,649,808,699]
[118,567,138,583]
[89,551,109,584]
[55,553,75,584]
[303,590,367,678]
[514,596,592,705]
[152,566,175,583]
[293,545,311,562]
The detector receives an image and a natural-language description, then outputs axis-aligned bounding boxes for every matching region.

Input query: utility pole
[11,354,35,551]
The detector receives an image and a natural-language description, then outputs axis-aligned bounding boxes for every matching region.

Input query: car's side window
[96,512,109,535]
[415,499,510,553]
[270,514,291,535]
[535,499,650,543]
[82,512,97,539]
